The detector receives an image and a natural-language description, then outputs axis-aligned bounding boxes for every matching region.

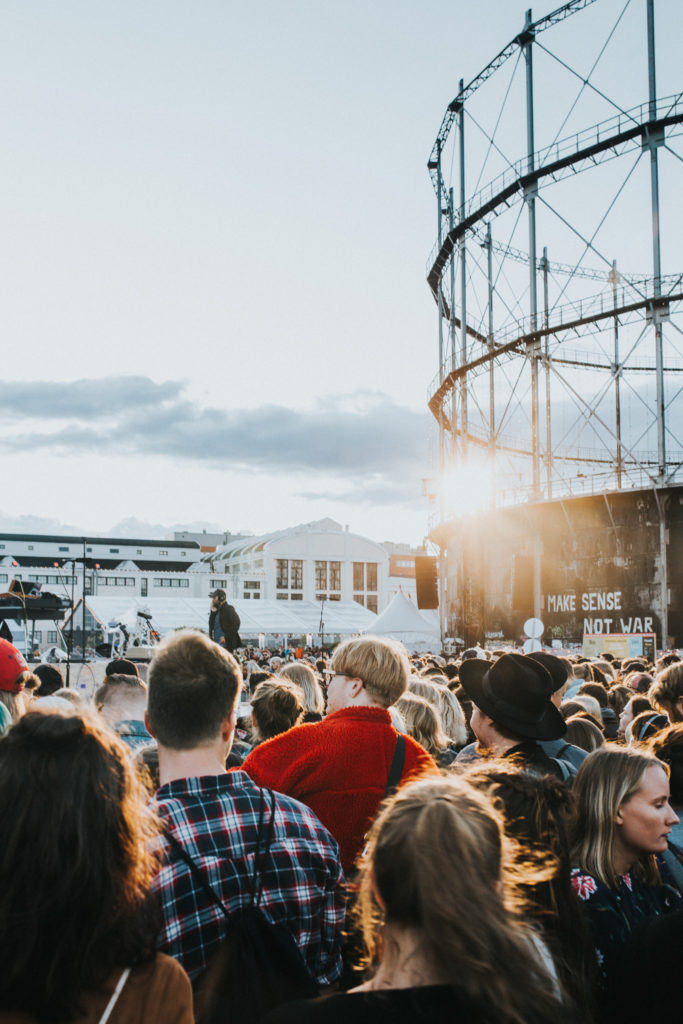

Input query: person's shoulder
[124,954,193,1022]
[271,788,341,848]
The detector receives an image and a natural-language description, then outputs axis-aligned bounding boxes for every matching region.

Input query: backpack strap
[384,734,406,800]
[163,786,269,917]
[251,789,277,909]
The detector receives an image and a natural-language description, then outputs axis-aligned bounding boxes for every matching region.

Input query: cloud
[0,377,182,419]
[296,475,425,506]
[2,377,431,482]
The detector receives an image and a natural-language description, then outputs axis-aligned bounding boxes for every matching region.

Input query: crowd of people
[0,628,682,1023]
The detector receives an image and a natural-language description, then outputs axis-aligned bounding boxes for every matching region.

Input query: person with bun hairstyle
[262,777,575,1024]
[0,708,193,1023]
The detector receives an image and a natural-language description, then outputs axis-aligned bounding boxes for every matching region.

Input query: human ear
[221,709,237,742]
[349,676,364,698]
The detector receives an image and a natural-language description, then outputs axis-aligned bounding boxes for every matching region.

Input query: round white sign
[523,638,543,653]
[523,617,544,639]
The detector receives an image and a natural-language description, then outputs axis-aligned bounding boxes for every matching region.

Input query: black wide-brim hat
[459,653,566,741]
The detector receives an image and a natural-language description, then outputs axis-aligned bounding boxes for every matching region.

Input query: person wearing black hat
[208,588,242,653]
[528,651,588,773]
[459,653,570,781]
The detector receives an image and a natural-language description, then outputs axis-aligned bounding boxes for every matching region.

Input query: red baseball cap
[0,639,29,693]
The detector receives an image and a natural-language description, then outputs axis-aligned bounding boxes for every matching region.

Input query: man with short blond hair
[242,634,437,873]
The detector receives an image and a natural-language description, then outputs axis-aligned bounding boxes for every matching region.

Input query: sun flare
[441,457,493,518]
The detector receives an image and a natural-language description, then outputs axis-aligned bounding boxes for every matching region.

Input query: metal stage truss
[426,0,683,645]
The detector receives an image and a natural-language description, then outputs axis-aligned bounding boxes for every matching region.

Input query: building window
[315,593,327,603]
[353,594,365,607]
[28,574,76,585]
[252,593,261,599]
[367,563,378,591]
[28,545,33,551]
[136,549,142,555]
[58,546,69,552]
[290,593,302,601]
[141,579,148,597]
[153,578,188,588]
[329,561,341,591]
[47,631,58,644]
[276,559,289,589]
[109,548,119,554]
[244,581,260,590]
[353,562,364,591]
[0,574,7,584]
[0,544,4,550]
[314,561,327,591]
[211,578,228,588]
[276,593,288,600]
[159,550,168,556]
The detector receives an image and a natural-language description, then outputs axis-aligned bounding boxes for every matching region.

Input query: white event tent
[364,591,440,653]
[67,596,377,644]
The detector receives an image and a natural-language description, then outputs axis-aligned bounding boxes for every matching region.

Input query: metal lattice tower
[427,0,683,642]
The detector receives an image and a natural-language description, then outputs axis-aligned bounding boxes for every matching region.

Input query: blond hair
[331,635,409,708]
[396,693,448,756]
[277,662,324,715]
[356,777,564,1024]
[571,745,668,888]
[436,685,468,747]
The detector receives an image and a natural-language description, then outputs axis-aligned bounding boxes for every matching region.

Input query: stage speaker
[512,554,533,611]
[415,556,439,610]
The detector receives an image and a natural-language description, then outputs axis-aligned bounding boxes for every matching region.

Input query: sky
[1,0,680,545]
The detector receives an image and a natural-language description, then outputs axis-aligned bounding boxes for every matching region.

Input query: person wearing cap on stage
[458,653,571,780]
[0,638,39,731]
[208,588,242,653]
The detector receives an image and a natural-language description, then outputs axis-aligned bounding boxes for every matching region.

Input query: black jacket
[209,601,242,652]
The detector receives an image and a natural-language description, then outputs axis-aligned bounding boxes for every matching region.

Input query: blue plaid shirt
[152,771,345,984]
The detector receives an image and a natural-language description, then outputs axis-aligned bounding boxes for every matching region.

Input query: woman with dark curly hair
[0,709,193,1023]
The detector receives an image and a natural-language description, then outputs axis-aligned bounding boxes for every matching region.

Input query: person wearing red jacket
[242,635,438,873]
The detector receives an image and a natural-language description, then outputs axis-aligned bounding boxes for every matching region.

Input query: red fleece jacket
[241,706,438,873]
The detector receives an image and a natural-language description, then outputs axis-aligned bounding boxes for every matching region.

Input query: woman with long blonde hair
[262,777,574,1024]
[570,746,680,991]
[277,661,325,721]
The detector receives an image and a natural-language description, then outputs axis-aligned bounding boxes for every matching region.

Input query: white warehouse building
[203,518,388,613]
